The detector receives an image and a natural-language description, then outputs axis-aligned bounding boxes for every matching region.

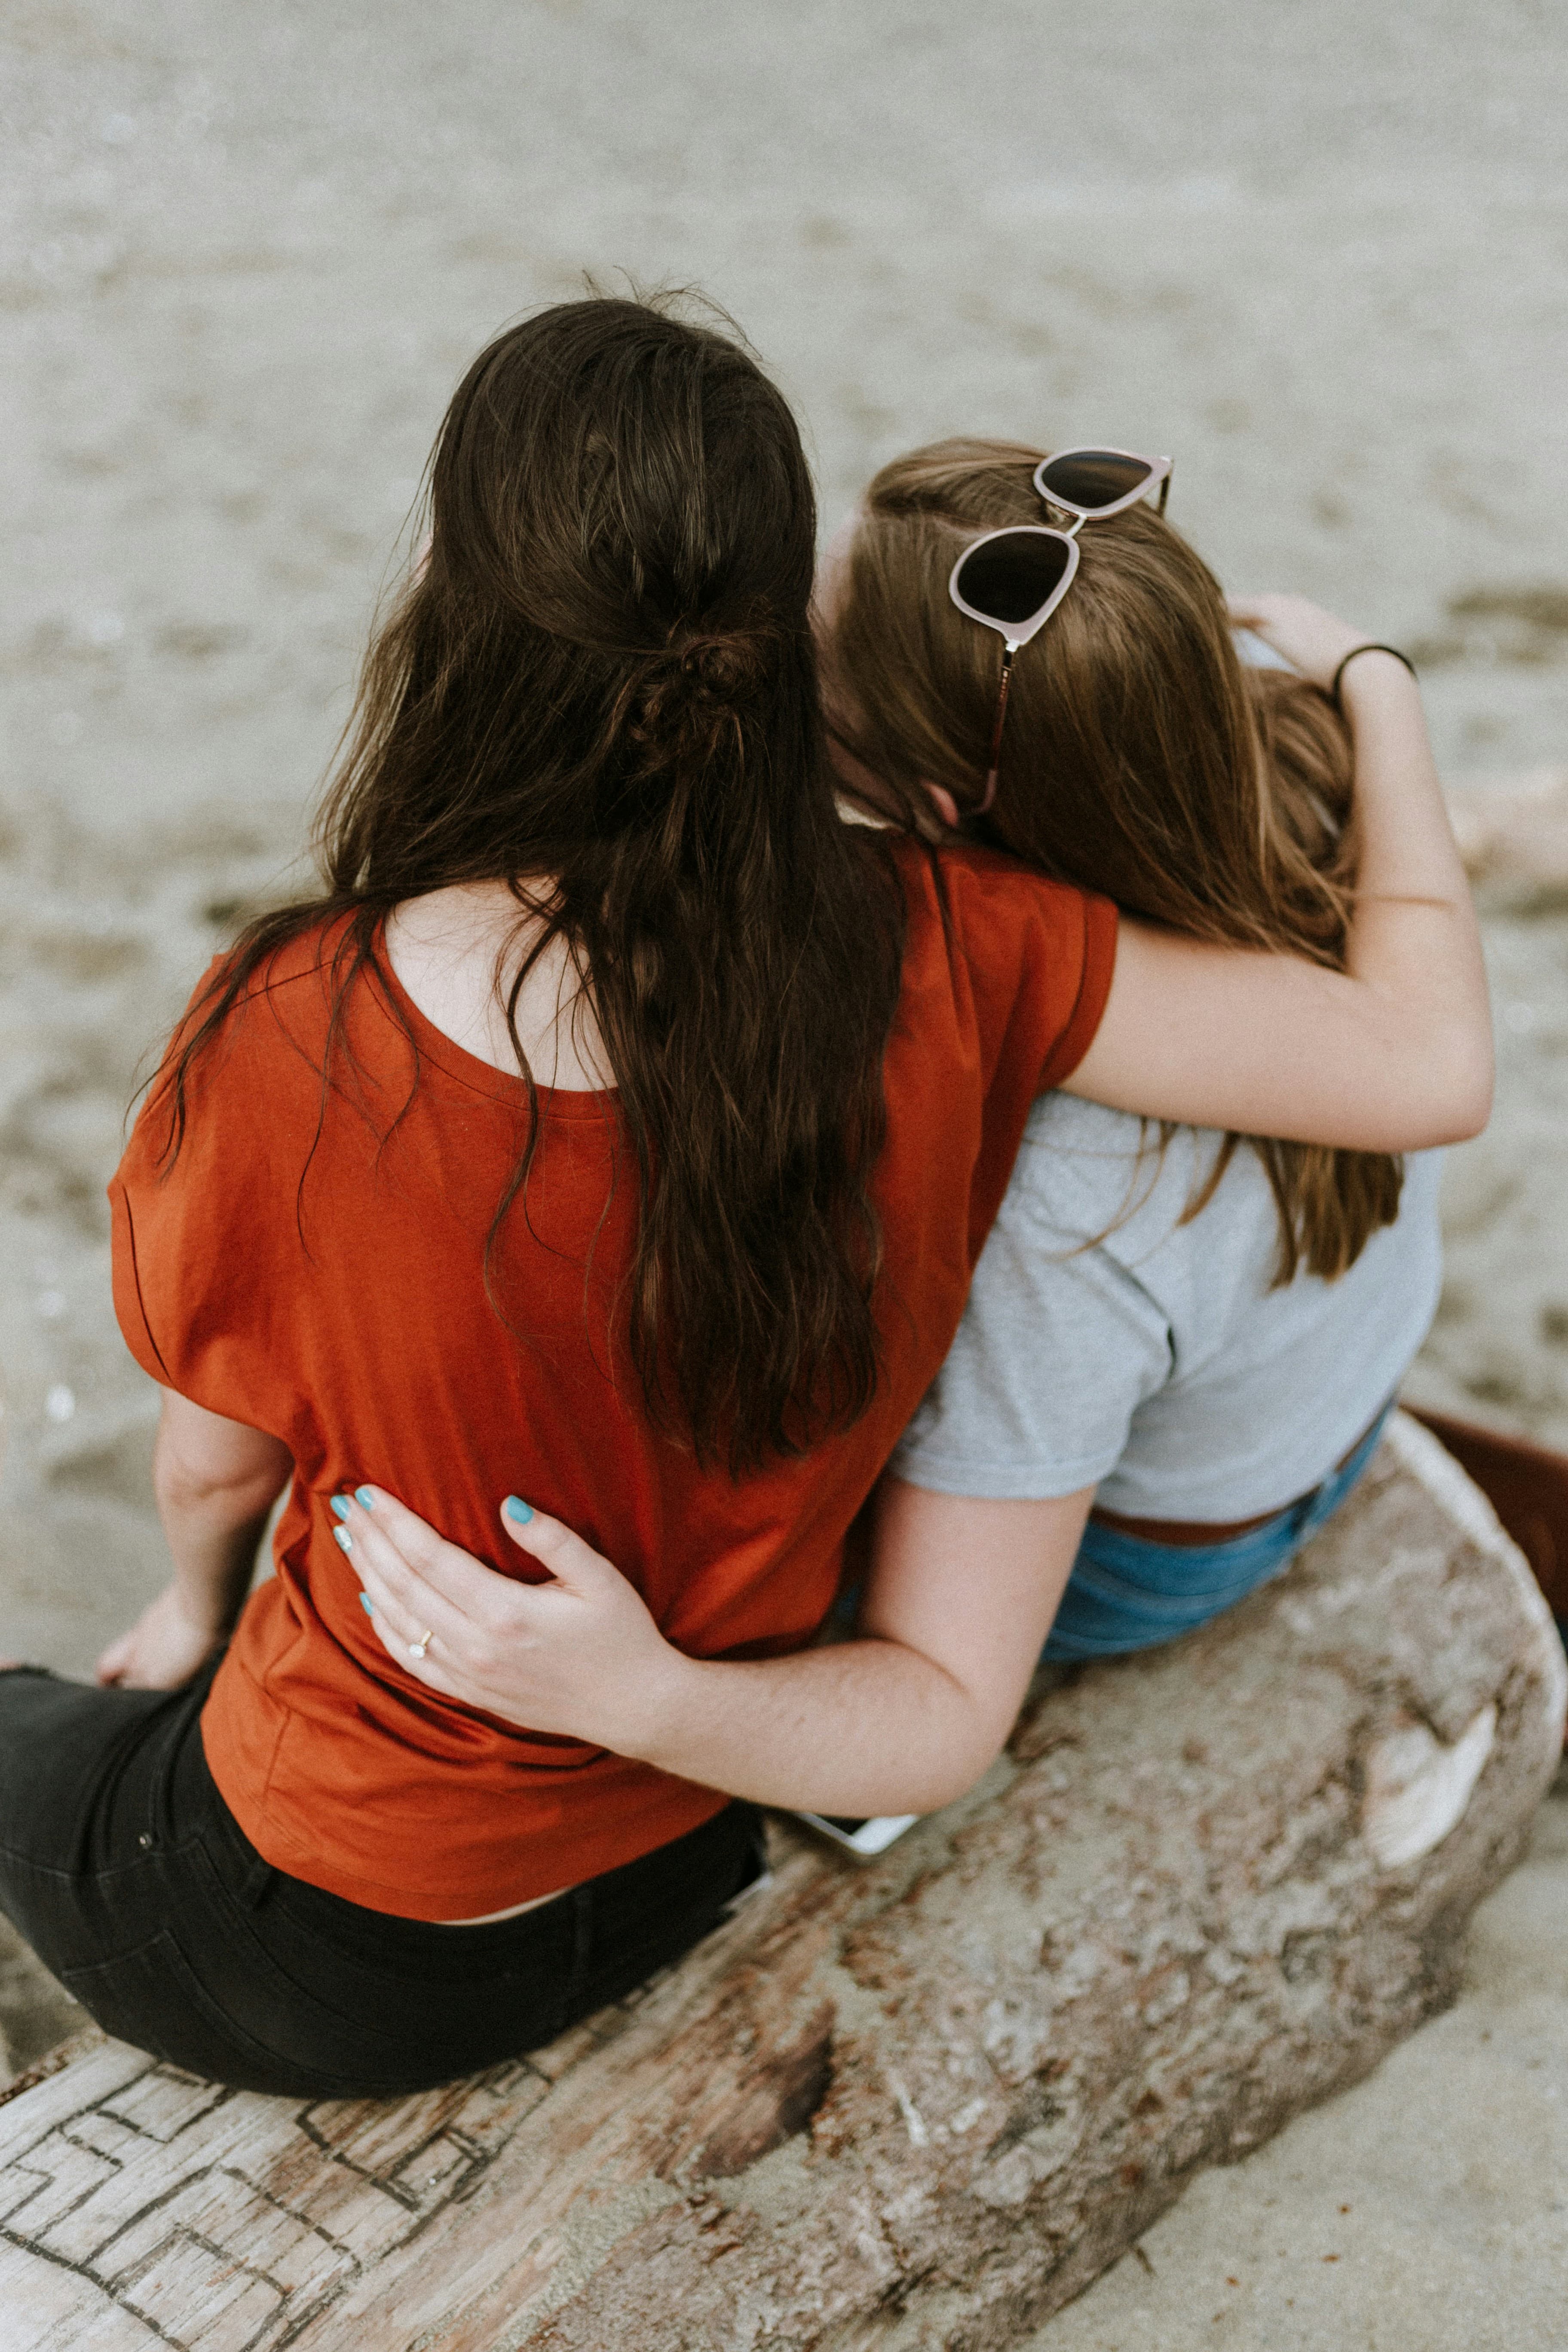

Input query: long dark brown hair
[830,437,1400,1283]
[157,297,905,1469]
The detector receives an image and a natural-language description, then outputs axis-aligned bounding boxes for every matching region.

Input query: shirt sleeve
[890,1122,1173,1500]
[104,957,310,1436]
[109,1174,174,1386]
[1036,892,1118,1094]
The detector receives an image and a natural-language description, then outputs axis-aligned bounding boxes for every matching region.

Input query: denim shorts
[1042,1406,1393,1662]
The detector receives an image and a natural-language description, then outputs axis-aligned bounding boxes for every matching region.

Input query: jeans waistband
[1087,1398,1393,1547]
[1043,1402,1394,1663]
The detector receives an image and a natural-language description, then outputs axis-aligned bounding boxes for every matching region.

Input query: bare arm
[1063,598,1491,1150]
[338,1478,1093,1817]
[96,1392,293,1689]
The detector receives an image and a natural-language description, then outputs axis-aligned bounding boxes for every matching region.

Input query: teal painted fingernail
[330,1496,350,1522]
[358,1591,374,1616]
[355,1485,376,1509]
[503,1495,534,1524]
[334,1526,352,1553]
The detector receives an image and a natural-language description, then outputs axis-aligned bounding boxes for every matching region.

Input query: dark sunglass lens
[1038,449,1153,511]
[955,533,1072,626]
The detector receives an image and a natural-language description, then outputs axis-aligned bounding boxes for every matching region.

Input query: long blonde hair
[830,437,1401,1282]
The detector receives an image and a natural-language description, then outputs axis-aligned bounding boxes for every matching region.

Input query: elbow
[1427,1029,1494,1146]
[896,1724,1008,1816]
[914,1761,996,1815]
[1447,1078,1493,1147]
[1459,1028,1495,1138]
[153,1450,287,1522]
[1366,1028,1493,1151]
[880,1666,1020,1814]
[151,1403,293,1523]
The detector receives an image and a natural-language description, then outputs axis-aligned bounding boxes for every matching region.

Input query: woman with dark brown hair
[0,347,1489,2095]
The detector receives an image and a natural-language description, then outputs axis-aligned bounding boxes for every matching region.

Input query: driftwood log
[0,1412,1562,2351]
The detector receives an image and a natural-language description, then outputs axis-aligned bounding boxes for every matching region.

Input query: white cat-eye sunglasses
[948,447,1173,812]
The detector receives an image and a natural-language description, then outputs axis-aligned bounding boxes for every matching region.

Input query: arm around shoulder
[1066,908,1492,1153]
[1062,611,1491,1152]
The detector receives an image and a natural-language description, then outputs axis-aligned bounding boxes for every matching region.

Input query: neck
[384,882,612,1090]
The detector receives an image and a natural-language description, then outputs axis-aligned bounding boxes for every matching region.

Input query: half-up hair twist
[624,616,781,782]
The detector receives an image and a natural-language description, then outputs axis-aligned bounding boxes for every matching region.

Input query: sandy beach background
[2,3,1565,2342]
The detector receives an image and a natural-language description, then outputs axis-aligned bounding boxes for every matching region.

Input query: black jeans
[0,1664,765,2098]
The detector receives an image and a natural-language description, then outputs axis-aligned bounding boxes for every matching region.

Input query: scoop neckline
[373,921,620,1118]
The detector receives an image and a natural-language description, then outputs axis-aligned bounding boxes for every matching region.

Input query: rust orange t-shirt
[109,839,1115,1918]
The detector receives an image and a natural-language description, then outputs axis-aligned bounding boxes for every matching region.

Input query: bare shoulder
[384,879,520,963]
[385,882,609,1088]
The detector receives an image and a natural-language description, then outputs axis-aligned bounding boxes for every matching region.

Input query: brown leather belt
[1088,1406,1386,1549]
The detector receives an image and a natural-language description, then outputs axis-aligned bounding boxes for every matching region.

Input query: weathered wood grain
[0,1414,1561,2352]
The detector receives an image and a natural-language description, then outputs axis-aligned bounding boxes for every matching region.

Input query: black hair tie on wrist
[1330,641,1418,711]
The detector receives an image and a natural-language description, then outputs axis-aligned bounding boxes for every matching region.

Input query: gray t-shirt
[891,1093,1442,1519]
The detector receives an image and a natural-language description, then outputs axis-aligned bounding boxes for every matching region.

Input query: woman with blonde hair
[828,440,1444,1665]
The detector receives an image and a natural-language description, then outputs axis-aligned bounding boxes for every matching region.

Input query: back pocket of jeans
[60,1928,304,2089]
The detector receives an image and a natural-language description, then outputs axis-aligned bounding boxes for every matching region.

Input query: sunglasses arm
[978,642,1017,815]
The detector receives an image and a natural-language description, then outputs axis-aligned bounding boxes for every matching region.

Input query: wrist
[610,1642,708,1768]
[1332,643,1418,711]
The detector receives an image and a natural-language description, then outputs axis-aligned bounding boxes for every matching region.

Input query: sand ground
[1,3,1565,2343]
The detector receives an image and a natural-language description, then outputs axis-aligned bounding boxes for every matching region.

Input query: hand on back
[333,1486,682,1752]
